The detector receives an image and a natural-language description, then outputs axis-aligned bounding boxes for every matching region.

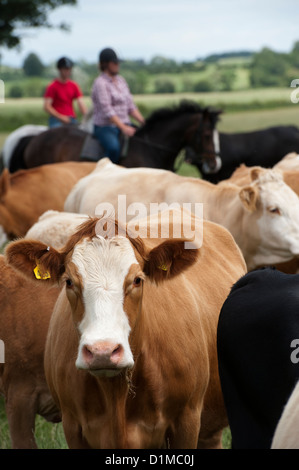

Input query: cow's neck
[183,179,250,258]
[97,375,130,447]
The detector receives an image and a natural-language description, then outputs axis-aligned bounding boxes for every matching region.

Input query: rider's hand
[60,115,71,124]
[122,125,136,137]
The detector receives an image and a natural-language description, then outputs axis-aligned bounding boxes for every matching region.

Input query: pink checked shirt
[92,73,137,126]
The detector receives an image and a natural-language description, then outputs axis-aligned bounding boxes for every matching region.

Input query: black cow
[189,125,299,183]
[217,267,299,449]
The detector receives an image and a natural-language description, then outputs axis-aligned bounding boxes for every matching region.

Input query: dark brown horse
[8,101,221,173]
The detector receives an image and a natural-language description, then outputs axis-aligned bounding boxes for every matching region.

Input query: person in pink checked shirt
[91,47,145,163]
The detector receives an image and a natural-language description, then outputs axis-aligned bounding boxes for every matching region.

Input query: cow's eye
[268,207,281,215]
[66,278,73,288]
[133,277,142,287]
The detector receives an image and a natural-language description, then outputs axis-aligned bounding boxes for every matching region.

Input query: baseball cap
[99,48,120,64]
[57,57,74,69]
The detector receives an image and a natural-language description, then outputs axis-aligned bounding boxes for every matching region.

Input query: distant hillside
[203,51,254,62]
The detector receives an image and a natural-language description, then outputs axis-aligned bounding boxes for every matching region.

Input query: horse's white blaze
[72,236,136,371]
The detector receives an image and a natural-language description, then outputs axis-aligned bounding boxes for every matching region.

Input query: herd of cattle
[1,141,299,448]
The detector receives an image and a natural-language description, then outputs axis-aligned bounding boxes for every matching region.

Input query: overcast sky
[2,0,299,67]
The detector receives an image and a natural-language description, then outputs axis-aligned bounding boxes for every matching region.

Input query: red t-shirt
[44,79,82,117]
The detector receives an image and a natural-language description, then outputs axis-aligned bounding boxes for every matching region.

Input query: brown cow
[6,209,246,449]
[0,254,61,448]
[0,161,96,241]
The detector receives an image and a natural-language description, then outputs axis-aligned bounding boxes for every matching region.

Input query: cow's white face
[254,179,299,265]
[65,236,142,377]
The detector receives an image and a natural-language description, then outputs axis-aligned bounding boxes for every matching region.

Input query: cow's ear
[0,169,10,199]
[250,167,263,182]
[5,239,65,284]
[239,185,259,212]
[143,239,198,284]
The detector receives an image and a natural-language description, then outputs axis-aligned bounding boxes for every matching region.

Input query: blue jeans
[93,125,121,163]
[49,116,77,128]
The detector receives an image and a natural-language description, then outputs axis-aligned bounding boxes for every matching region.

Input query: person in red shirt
[44,57,87,128]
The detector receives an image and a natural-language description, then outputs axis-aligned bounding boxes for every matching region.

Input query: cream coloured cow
[25,210,90,249]
[271,381,299,449]
[64,158,299,271]
[6,208,246,449]
[273,152,299,171]
[228,163,299,274]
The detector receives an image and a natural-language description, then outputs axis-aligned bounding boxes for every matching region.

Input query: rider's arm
[129,108,145,126]
[76,96,88,117]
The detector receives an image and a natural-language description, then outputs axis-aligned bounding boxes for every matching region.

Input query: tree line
[2,41,299,98]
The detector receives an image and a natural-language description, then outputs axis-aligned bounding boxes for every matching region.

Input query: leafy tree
[0,0,77,49]
[23,53,44,76]
[290,41,299,68]
[149,56,179,74]
[193,79,213,92]
[154,79,176,93]
[219,68,236,91]
[250,47,290,87]
[9,85,23,98]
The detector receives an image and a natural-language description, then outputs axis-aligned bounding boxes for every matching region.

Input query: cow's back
[217,267,299,449]
[0,161,96,238]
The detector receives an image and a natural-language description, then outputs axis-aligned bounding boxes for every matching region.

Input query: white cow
[273,152,299,172]
[25,210,90,249]
[271,381,299,449]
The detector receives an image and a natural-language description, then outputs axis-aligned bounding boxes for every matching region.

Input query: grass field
[0,90,298,449]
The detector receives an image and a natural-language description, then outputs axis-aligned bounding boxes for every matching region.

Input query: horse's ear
[0,169,10,199]
[203,106,223,122]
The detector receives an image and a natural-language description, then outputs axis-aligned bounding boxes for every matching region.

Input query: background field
[0,87,299,448]
[1,86,299,142]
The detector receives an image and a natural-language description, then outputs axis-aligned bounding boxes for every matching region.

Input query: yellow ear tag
[158,264,168,271]
[34,262,51,280]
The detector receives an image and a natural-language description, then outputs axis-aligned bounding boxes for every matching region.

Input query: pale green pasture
[0,85,294,116]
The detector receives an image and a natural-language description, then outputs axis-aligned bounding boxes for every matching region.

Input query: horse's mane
[136,100,207,134]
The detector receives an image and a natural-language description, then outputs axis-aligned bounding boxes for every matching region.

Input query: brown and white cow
[64,158,299,271]
[0,255,61,448]
[0,161,96,242]
[5,209,246,449]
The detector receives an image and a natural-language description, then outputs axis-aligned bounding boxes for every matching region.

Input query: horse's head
[186,107,222,174]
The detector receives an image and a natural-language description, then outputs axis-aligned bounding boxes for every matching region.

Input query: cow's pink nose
[82,341,124,369]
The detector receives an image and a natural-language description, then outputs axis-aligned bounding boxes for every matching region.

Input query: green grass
[0,396,67,449]
[0,395,231,449]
